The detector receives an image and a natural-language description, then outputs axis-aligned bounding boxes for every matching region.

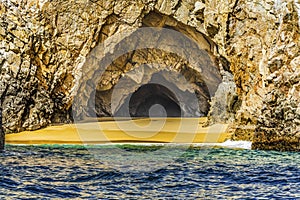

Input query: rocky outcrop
[0,0,299,151]
[227,0,300,151]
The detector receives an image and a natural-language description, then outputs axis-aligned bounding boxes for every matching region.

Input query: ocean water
[0,144,299,199]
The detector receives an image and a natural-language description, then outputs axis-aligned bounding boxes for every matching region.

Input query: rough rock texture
[227,0,300,151]
[0,0,299,151]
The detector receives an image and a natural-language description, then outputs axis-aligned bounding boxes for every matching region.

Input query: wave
[216,140,252,149]
[188,140,252,150]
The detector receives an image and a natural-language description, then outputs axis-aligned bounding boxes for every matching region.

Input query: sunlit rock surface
[0,0,299,151]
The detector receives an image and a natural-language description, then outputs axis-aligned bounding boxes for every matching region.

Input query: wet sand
[6,118,231,145]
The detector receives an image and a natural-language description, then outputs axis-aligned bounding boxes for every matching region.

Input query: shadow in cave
[114,84,182,118]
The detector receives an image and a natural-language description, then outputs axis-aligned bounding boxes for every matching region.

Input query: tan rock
[0,0,299,151]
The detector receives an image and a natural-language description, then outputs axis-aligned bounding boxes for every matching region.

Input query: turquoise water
[0,145,299,199]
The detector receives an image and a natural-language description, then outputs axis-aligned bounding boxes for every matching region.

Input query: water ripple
[0,145,299,199]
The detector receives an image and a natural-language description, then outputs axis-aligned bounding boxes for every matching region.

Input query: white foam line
[85,140,253,149]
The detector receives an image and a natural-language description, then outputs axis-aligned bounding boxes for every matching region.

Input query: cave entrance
[74,11,234,122]
[115,83,181,118]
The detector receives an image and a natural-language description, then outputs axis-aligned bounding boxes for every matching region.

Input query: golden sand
[5,118,231,145]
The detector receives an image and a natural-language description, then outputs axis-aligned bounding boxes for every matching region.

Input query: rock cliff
[0,0,299,151]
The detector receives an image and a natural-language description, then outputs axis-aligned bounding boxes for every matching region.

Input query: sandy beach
[6,118,231,145]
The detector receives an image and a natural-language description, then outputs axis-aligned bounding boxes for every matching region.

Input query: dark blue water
[0,145,299,199]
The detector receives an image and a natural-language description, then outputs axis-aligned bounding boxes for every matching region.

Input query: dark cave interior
[114,83,182,117]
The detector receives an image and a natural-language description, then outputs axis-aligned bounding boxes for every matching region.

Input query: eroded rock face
[0,0,299,151]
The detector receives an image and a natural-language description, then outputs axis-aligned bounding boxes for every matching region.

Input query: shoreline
[5,140,252,149]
